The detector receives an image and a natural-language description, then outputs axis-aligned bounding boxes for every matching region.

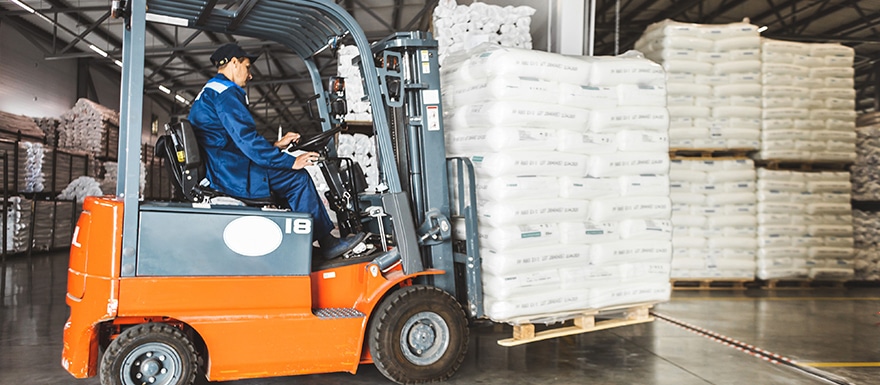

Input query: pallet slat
[671,279,751,290]
[498,304,654,347]
[670,148,755,159]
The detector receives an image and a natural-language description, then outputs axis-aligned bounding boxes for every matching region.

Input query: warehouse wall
[0,22,77,118]
[0,21,171,147]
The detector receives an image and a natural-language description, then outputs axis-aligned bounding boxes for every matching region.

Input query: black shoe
[318,232,367,260]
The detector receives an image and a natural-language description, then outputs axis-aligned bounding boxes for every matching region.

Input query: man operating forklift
[188,43,365,259]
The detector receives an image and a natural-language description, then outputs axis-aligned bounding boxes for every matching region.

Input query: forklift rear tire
[368,285,468,384]
[99,323,199,385]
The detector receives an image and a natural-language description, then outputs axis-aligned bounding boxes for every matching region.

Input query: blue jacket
[188,74,295,198]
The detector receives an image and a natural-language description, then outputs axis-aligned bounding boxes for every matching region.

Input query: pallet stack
[58,98,120,161]
[443,43,671,334]
[669,154,757,287]
[432,1,535,64]
[636,19,762,151]
[851,112,880,280]
[754,39,856,162]
[755,168,854,281]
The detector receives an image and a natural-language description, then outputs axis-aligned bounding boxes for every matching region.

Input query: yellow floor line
[672,297,880,301]
[800,362,880,368]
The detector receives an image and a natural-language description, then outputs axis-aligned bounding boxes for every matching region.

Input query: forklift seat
[156,120,277,206]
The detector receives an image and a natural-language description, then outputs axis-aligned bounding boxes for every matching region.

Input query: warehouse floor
[2,251,878,385]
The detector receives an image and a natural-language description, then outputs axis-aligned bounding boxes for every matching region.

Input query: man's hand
[293,151,321,170]
[275,132,300,149]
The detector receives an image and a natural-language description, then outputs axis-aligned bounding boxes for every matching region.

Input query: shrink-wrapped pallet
[443,44,671,322]
[755,169,854,280]
[669,159,757,279]
[635,19,761,150]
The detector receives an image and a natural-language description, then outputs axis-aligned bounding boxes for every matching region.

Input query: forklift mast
[118,0,479,305]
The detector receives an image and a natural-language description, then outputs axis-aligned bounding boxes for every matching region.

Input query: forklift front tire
[368,285,469,384]
[99,323,199,385]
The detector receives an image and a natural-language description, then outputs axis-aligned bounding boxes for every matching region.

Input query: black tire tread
[99,322,198,385]
[368,285,469,384]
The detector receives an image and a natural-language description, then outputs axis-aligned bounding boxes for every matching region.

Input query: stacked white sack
[22,142,45,193]
[755,39,856,161]
[432,1,534,64]
[57,176,104,203]
[442,44,672,322]
[853,209,880,280]
[755,169,854,280]
[4,196,31,253]
[58,98,120,159]
[635,19,761,150]
[100,161,146,196]
[293,133,380,225]
[336,133,381,191]
[336,45,372,122]
[669,159,757,279]
[852,121,880,200]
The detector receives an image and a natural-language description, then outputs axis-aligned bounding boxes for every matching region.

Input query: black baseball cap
[210,43,259,67]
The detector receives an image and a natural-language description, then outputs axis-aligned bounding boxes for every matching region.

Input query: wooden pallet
[671,279,751,291]
[761,279,847,289]
[670,148,755,159]
[755,159,853,171]
[497,303,654,347]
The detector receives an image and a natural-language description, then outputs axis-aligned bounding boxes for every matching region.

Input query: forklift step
[313,308,365,319]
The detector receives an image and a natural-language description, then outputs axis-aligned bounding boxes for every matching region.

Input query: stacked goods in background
[755,169,854,280]
[852,112,880,280]
[442,43,672,322]
[669,158,757,280]
[755,39,856,162]
[432,1,534,64]
[3,197,79,253]
[58,98,120,161]
[853,112,880,200]
[853,209,880,280]
[0,111,46,141]
[635,19,762,150]
[302,133,380,223]
[4,197,32,253]
[34,117,60,146]
[336,45,372,122]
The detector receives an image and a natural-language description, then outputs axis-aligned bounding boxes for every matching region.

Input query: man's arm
[215,89,296,170]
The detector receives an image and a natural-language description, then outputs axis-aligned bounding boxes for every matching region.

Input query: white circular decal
[222,216,283,257]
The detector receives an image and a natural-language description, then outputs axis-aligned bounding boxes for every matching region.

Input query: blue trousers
[267,168,334,239]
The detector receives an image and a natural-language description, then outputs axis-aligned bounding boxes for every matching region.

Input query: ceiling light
[158,85,171,94]
[10,0,36,13]
[175,94,188,104]
[114,60,123,67]
[89,44,109,58]
[757,26,768,33]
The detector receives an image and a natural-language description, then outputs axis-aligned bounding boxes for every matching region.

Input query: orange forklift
[61,0,483,384]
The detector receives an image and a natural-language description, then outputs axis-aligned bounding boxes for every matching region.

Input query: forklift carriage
[61,0,483,384]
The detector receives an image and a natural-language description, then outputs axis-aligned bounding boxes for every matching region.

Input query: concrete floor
[2,250,879,385]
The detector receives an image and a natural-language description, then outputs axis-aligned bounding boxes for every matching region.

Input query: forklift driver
[188,43,366,259]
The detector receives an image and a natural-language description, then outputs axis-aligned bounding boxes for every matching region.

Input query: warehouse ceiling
[1,0,879,136]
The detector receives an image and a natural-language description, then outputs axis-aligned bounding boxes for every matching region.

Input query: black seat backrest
[155,120,280,206]
[156,120,207,202]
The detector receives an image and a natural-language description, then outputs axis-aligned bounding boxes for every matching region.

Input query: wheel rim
[399,311,450,366]
[119,342,183,385]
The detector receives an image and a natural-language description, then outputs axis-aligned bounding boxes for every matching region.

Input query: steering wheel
[288,126,344,152]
